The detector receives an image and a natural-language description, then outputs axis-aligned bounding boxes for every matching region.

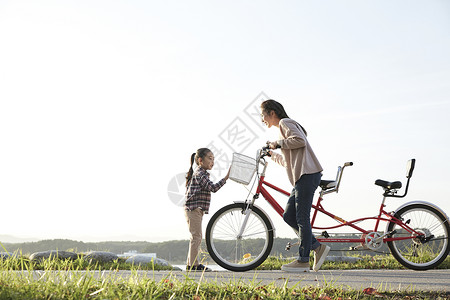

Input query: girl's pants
[283,172,322,262]
[185,208,204,266]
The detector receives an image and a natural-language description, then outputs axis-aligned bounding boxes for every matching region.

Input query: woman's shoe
[281,260,310,273]
[313,244,330,271]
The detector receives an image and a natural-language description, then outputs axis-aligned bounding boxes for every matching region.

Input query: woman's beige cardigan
[271,118,323,186]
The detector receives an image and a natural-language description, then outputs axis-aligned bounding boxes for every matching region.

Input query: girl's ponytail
[186,153,196,186]
[185,148,212,186]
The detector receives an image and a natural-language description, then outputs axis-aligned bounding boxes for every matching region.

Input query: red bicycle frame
[254,170,422,244]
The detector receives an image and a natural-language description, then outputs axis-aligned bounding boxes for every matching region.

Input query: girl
[261,99,330,273]
[185,148,230,272]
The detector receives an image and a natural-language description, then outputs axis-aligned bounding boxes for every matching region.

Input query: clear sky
[1,0,449,243]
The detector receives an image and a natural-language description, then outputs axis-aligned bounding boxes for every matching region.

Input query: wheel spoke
[387,204,450,270]
[206,204,274,271]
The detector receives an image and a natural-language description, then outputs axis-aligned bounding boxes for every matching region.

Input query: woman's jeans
[283,172,322,262]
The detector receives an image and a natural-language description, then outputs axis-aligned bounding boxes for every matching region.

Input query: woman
[261,99,330,273]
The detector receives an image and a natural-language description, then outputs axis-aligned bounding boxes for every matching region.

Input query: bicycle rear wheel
[206,203,274,272]
[387,203,450,270]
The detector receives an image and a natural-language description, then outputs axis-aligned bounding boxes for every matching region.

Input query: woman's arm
[271,151,286,167]
[277,120,306,149]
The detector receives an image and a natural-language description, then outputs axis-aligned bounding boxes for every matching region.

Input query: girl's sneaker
[186,264,212,272]
[281,260,310,272]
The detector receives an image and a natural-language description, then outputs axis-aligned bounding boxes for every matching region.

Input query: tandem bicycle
[205,145,450,272]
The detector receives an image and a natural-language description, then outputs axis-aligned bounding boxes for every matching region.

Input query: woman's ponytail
[261,99,308,136]
[185,153,196,186]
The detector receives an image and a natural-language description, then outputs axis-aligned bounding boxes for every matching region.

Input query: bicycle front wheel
[387,203,450,270]
[206,203,274,272]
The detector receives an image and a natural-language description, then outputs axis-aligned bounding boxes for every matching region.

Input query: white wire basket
[229,153,257,185]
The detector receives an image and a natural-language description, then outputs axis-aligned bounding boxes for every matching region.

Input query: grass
[0,254,175,272]
[256,254,450,271]
[0,262,448,299]
[0,254,448,299]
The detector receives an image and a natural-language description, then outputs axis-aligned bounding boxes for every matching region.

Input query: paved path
[120,269,450,292]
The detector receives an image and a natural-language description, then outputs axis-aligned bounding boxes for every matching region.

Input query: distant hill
[0,239,153,256]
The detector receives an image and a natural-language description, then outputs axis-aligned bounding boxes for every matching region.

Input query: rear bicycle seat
[320,180,337,190]
[375,159,415,198]
[375,180,402,190]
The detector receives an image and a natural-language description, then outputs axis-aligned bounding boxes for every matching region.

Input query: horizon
[0,234,185,244]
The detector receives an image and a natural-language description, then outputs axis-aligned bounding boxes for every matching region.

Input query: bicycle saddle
[375,179,402,190]
[320,180,337,190]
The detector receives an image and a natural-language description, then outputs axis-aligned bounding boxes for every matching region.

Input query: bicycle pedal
[285,242,292,251]
[321,231,330,238]
[386,230,397,237]
[285,241,300,251]
[349,246,363,251]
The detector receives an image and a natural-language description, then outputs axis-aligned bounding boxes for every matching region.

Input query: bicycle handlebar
[258,144,353,193]
[261,143,281,157]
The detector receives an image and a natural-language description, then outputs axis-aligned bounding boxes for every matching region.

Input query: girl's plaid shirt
[185,167,226,214]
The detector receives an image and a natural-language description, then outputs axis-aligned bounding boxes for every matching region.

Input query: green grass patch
[257,254,450,270]
[0,255,448,299]
[0,269,448,299]
[0,255,174,272]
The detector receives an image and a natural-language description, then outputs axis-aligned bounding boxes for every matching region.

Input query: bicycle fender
[385,200,450,233]
[233,201,277,238]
